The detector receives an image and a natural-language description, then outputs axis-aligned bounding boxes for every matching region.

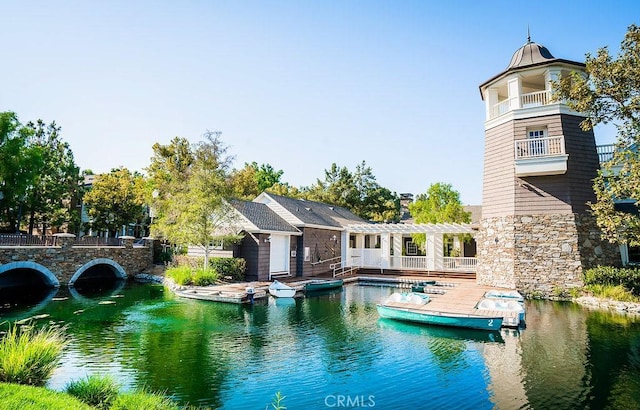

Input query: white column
[485,88,499,119]
[453,235,462,257]
[508,77,521,110]
[427,233,444,271]
[392,234,402,268]
[341,231,348,267]
[380,233,390,269]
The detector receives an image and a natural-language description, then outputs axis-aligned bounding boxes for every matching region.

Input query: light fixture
[330,235,337,242]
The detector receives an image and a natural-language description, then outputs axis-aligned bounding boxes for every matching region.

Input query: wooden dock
[170,274,523,327]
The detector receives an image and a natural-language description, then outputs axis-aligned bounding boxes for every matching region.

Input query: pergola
[341,222,477,273]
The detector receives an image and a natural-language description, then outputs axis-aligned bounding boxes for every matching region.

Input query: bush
[0,324,67,386]
[585,284,640,302]
[210,258,246,281]
[0,382,94,410]
[584,266,640,296]
[192,268,219,286]
[165,266,193,286]
[65,374,119,409]
[110,389,179,410]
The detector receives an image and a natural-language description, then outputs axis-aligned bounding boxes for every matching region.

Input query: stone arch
[0,261,60,288]
[69,258,127,286]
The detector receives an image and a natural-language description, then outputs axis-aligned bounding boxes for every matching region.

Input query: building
[476,37,619,296]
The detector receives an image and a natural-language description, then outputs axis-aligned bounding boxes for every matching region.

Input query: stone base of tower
[476,213,620,297]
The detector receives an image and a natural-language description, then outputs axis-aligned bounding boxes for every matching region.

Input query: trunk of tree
[28,208,35,235]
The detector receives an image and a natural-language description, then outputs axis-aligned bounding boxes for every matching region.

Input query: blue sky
[1,1,637,204]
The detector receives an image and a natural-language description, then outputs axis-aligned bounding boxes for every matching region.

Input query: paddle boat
[476,298,526,327]
[376,292,503,331]
[268,280,296,298]
[410,280,437,293]
[483,290,525,303]
[304,279,344,292]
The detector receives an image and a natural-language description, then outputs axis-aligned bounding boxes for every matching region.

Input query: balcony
[514,136,568,177]
[490,90,552,120]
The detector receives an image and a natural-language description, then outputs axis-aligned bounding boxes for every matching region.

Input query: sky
[1,1,638,205]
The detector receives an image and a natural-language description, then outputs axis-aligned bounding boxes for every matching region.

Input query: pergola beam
[346,223,475,234]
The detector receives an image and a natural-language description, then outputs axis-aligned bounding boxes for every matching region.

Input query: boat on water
[268,280,296,298]
[483,290,524,303]
[476,298,525,327]
[376,304,503,331]
[376,292,503,331]
[410,280,437,293]
[305,279,344,292]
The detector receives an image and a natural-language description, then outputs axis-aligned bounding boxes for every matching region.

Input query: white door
[269,235,289,275]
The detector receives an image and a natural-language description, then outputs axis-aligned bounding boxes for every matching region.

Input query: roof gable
[256,193,366,229]
[229,199,301,234]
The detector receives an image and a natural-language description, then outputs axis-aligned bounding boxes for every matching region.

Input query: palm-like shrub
[0,324,68,386]
[65,374,119,409]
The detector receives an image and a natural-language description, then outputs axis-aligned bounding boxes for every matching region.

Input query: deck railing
[443,257,477,271]
[515,136,565,159]
[390,256,430,270]
[490,90,553,119]
[0,234,58,247]
[596,144,616,163]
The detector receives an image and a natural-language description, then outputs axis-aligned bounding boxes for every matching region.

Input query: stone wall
[477,213,620,297]
[0,235,153,286]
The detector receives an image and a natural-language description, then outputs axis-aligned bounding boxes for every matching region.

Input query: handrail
[310,255,342,266]
[515,135,565,159]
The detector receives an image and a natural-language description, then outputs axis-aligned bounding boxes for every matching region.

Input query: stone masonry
[0,234,153,286]
[477,213,619,297]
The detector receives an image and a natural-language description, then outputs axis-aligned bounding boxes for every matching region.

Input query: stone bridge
[0,234,154,288]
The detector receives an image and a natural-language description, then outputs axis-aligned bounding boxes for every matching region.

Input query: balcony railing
[515,136,565,159]
[490,90,553,119]
[597,144,616,163]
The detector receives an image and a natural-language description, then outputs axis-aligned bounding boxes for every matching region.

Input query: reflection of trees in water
[302,288,381,374]
[582,310,640,409]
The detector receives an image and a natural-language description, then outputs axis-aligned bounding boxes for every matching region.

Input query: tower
[476,38,619,296]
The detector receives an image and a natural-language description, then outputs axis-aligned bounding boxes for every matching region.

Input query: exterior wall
[513,114,598,215]
[298,227,342,277]
[480,110,619,296]
[0,237,152,286]
[482,120,516,218]
[237,232,271,282]
[477,213,619,297]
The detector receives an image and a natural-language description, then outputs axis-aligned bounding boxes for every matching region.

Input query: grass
[65,375,119,409]
[0,324,68,386]
[0,382,94,410]
[110,389,180,410]
[584,284,640,302]
[166,266,218,286]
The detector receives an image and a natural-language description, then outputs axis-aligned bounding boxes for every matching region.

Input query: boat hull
[376,304,503,331]
[269,288,296,298]
[305,279,344,292]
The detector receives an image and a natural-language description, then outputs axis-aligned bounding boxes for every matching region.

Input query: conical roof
[507,41,555,69]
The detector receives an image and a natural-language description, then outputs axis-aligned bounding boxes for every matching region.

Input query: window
[528,128,547,156]
[210,239,223,250]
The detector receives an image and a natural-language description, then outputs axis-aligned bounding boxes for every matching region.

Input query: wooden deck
[379,280,520,323]
[170,274,522,327]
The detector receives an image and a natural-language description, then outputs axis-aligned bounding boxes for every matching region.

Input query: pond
[1,281,640,409]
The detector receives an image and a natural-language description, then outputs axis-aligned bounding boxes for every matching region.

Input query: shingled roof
[229,199,301,234]
[261,193,366,228]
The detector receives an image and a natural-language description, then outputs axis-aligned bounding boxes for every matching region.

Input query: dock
[168,274,522,327]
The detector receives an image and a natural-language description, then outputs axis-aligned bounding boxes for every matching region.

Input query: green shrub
[585,284,640,302]
[65,374,119,409]
[192,268,219,286]
[0,382,93,410]
[110,389,179,410]
[210,257,246,281]
[0,324,67,386]
[165,266,193,286]
[584,266,640,296]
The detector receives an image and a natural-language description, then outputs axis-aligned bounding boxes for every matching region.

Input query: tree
[408,183,471,248]
[148,131,241,269]
[82,168,147,237]
[553,24,640,245]
[229,162,284,200]
[303,161,400,222]
[22,120,80,235]
[0,112,42,232]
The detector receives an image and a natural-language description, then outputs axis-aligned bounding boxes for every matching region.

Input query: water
[2,282,640,409]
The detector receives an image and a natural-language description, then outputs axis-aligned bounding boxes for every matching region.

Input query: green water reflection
[1,283,639,409]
